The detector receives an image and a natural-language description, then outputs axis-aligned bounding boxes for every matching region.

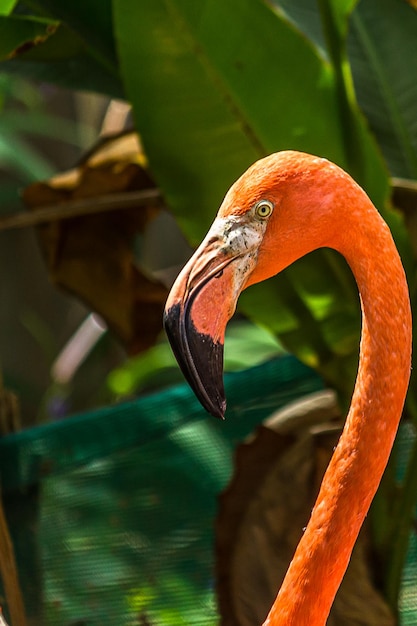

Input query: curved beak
[163,215,263,419]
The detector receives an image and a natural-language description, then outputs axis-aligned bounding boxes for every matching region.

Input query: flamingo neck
[263,206,412,625]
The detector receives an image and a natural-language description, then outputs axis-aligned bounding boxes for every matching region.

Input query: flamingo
[163,151,412,625]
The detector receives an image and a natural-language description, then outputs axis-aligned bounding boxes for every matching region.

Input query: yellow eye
[254,200,274,219]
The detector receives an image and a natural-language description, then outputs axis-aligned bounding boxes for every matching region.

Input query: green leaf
[0,1,123,96]
[239,249,361,397]
[275,0,357,50]
[319,0,358,41]
[114,0,347,242]
[265,1,389,210]
[21,0,118,74]
[107,320,284,397]
[0,0,17,16]
[271,0,326,57]
[349,0,417,179]
[112,0,411,401]
[268,0,417,181]
[0,18,123,97]
[313,0,390,209]
[0,15,58,60]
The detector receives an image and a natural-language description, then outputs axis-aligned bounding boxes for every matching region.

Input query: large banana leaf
[113,0,400,398]
[0,0,413,401]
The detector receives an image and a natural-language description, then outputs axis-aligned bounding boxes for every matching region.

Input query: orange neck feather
[263,190,412,625]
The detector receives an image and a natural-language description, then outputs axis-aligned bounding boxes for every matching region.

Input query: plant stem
[0,188,163,231]
[317,0,364,181]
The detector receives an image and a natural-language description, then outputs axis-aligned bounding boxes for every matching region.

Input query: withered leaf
[216,391,394,626]
[23,131,168,354]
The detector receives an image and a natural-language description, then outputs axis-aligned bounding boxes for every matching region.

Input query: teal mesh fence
[0,355,415,625]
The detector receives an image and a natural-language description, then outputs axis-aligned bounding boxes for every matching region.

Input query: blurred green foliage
[0,0,417,623]
[107,320,283,399]
[1,0,416,404]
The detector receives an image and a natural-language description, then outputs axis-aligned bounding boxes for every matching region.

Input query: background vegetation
[0,0,417,623]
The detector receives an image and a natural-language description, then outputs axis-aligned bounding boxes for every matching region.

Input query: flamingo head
[164,151,346,418]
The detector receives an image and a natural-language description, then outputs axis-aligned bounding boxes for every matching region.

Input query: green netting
[0,356,321,625]
[0,356,416,624]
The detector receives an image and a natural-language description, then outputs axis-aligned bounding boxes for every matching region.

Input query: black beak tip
[209,398,226,420]
[164,303,227,420]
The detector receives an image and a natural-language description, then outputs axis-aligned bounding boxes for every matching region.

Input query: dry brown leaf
[216,391,395,626]
[23,131,168,354]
